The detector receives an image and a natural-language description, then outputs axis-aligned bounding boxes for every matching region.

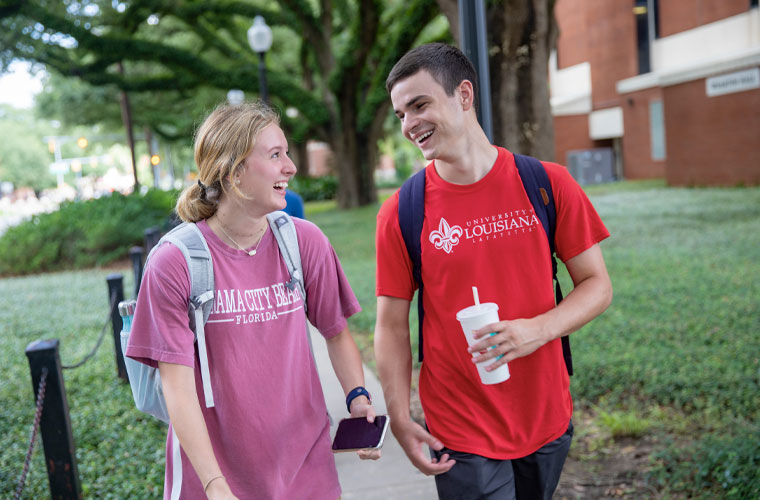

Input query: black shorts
[430,420,574,500]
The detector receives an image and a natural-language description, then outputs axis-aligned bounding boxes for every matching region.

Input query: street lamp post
[458,0,493,143]
[227,89,245,106]
[247,16,273,104]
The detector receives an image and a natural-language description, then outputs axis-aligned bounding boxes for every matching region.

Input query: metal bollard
[144,226,161,256]
[128,246,144,298]
[106,274,128,382]
[25,339,83,500]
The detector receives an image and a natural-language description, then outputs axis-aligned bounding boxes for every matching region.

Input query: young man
[374,43,613,499]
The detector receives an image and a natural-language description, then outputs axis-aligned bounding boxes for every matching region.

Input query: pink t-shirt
[127,218,361,500]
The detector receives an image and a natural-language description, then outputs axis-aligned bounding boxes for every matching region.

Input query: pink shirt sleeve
[126,242,196,368]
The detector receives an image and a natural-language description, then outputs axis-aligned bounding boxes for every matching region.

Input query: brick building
[551,0,759,186]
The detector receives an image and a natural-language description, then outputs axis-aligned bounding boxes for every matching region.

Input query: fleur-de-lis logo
[429,218,463,254]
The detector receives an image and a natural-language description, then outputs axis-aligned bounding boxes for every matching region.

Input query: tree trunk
[436,0,558,161]
[329,84,389,208]
[436,0,459,44]
[117,62,139,191]
[291,140,310,178]
[332,128,379,209]
[488,0,557,161]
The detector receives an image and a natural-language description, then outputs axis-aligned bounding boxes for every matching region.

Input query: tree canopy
[2,1,560,205]
[0,105,57,192]
[1,0,448,206]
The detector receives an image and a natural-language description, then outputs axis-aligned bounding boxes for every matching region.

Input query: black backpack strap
[398,168,427,362]
[514,154,573,376]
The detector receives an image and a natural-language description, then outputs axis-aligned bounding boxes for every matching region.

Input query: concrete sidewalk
[310,325,438,499]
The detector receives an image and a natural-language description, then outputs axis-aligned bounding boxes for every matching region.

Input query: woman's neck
[209,204,268,248]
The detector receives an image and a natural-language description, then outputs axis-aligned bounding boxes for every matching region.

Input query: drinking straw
[472,286,480,309]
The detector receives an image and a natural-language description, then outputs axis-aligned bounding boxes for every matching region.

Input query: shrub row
[0,189,177,276]
[289,175,338,201]
[0,175,340,276]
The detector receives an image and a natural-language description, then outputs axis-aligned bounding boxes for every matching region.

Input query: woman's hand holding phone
[346,396,382,460]
[332,412,388,460]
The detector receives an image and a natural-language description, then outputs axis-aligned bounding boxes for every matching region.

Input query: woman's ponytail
[175,179,221,222]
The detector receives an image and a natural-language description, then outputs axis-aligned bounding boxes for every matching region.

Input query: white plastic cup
[456,303,510,385]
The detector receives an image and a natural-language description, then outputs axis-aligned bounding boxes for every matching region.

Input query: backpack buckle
[191,290,215,309]
[285,276,298,290]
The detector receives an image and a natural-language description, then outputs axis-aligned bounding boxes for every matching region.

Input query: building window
[649,100,666,160]
[653,0,660,38]
[752,0,759,9]
[634,0,660,74]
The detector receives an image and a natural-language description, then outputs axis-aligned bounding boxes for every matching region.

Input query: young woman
[127,101,377,500]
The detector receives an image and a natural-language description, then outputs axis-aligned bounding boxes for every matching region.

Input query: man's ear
[458,80,475,111]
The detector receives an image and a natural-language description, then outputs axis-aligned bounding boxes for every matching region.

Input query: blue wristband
[345,386,371,413]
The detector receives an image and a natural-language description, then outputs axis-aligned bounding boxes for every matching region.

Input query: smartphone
[331,415,390,452]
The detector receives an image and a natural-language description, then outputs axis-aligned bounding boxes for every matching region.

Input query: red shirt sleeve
[543,161,610,262]
[375,191,417,300]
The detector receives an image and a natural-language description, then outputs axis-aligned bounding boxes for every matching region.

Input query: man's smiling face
[390,70,467,163]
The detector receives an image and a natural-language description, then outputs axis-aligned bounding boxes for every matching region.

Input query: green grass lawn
[1,181,758,498]
[0,269,167,499]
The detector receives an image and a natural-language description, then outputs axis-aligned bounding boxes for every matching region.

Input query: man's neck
[433,129,498,185]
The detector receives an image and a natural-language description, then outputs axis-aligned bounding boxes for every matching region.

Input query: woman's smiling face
[236,124,297,215]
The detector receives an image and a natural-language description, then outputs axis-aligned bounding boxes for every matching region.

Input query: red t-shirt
[376,147,610,459]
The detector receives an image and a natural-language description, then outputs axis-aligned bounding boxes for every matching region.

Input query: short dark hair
[386,43,478,107]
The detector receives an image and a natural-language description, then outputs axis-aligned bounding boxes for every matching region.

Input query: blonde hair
[176,100,280,222]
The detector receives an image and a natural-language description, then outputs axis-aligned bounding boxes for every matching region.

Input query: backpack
[397,154,573,376]
[119,211,308,423]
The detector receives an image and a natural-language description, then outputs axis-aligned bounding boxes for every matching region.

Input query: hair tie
[197,179,208,200]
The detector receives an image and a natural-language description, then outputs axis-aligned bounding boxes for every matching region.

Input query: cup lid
[118,300,137,316]
[456,302,498,320]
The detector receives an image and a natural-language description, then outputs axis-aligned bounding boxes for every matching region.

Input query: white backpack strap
[160,223,216,409]
[267,210,317,352]
[191,292,215,408]
[266,211,332,423]
[267,211,307,313]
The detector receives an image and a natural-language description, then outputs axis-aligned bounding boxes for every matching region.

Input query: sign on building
[706,67,760,97]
